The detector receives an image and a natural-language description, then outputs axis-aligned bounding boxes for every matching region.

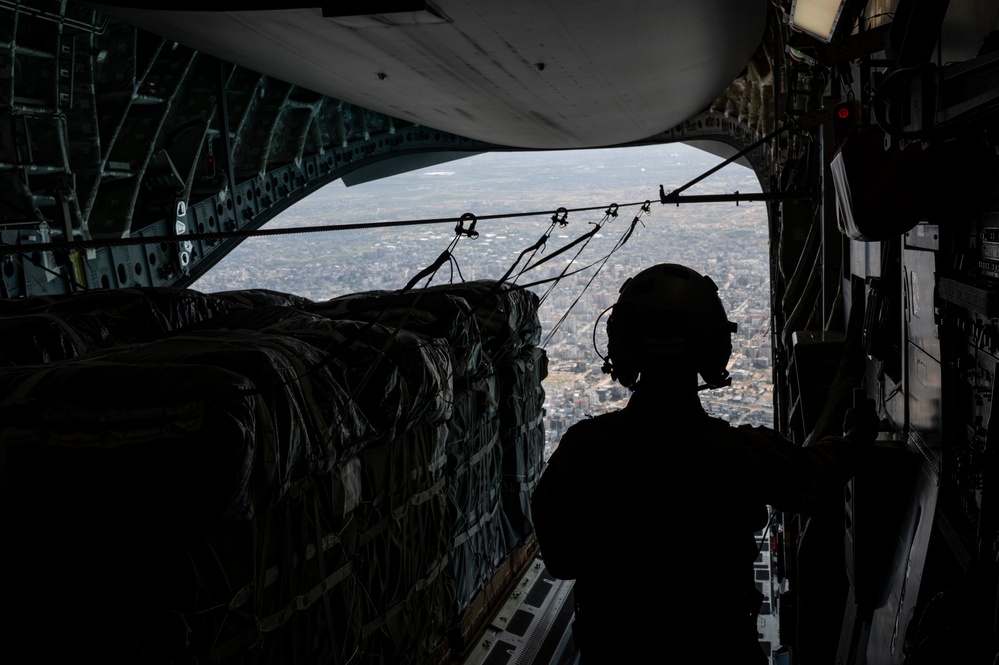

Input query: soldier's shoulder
[565,409,626,433]
[554,410,627,452]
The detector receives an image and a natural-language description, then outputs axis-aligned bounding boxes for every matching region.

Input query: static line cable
[403,212,477,290]
[508,258,606,291]
[524,201,624,306]
[509,230,645,291]
[615,200,649,248]
[534,204,618,311]
[462,209,565,321]
[541,204,649,348]
[0,202,651,256]
[404,249,452,291]
[487,203,626,362]
[466,205,595,362]
[508,207,568,285]
[523,202,619,280]
[448,253,467,284]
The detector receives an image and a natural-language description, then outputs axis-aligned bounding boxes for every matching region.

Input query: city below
[193,143,776,455]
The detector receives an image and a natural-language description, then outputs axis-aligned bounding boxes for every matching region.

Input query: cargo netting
[1,281,547,664]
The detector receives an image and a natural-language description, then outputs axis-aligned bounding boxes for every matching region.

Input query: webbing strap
[205,561,356,663]
[452,500,502,549]
[359,551,450,640]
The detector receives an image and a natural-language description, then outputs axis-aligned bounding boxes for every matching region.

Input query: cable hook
[604,203,619,218]
[551,207,569,227]
[454,212,479,238]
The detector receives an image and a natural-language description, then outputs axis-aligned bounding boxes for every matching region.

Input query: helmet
[603,264,737,390]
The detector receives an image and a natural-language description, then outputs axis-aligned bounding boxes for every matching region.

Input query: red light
[837,106,851,119]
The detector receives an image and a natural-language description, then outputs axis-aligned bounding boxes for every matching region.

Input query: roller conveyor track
[460,559,579,665]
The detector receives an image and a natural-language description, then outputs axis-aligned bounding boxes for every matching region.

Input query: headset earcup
[604,263,734,390]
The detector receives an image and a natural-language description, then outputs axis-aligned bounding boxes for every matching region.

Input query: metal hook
[551,207,569,227]
[605,203,619,217]
[455,212,479,238]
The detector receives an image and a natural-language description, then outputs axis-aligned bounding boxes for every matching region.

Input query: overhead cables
[0,201,654,256]
[429,199,648,363]
[451,206,568,325]
[505,207,568,286]
[540,201,651,348]
[403,212,479,291]
[531,202,621,312]
[444,197,649,361]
